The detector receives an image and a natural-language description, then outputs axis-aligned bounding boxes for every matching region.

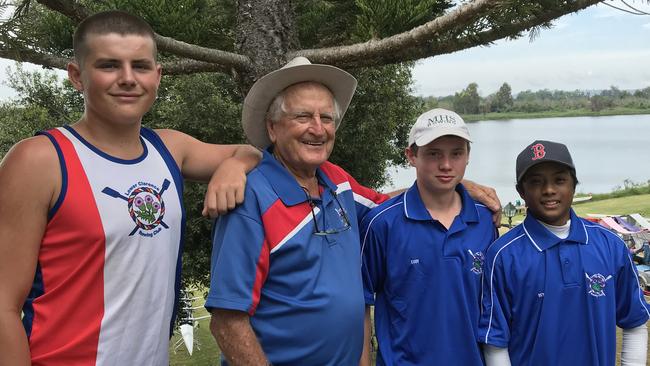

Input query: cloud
[412,49,650,96]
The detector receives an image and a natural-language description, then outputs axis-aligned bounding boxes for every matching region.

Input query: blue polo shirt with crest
[479,209,650,366]
[361,182,497,366]
[206,150,388,365]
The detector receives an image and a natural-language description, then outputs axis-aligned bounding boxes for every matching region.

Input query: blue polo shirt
[361,183,497,366]
[206,150,388,365]
[479,209,650,366]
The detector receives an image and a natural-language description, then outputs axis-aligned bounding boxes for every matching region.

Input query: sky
[411,1,650,96]
[0,1,649,100]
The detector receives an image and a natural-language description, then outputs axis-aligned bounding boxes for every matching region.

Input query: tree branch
[0,46,69,69]
[8,0,606,79]
[153,34,250,73]
[34,0,252,72]
[293,0,604,69]
[292,0,495,66]
[0,45,238,76]
[161,59,235,75]
[34,0,89,22]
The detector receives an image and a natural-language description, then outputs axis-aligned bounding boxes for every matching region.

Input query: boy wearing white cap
[360,108,497,365]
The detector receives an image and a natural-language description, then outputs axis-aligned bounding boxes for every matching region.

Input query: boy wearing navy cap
[479,140,649,366]
[360,109,497,366]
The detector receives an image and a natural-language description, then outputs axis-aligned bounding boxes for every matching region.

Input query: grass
[170,312,650,365]
[502,194,650,228]
[173,193,650,365]
[574,194,650,217]
[169,296,221,366]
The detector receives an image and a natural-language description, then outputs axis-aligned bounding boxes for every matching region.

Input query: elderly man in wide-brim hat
[204,57,389,365]
[204,57,502,365]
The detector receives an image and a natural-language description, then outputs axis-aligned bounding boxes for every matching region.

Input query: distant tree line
[421,83,650,115]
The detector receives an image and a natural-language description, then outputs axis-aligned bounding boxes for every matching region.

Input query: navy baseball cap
[516,140,576,183]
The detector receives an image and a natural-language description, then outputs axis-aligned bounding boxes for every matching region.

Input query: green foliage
[295,0,452,46]
[332,63,420,189]
[0,103,50,157]
[1,4,75,57]
[148,72,244,142]
[5,0,236,60]
[295,0,359,47]
[421,95,439,111]
[355,0,452,39]
[634,87,650,99]
[590,94,614,112]
[0,65,82,158]
[491,82,513,112]
[589,179,650,202]
[453,82,480,114]
[6,65,83,122]
[427,83,650,117]
[112,0,237,49]
[148,72,246,289]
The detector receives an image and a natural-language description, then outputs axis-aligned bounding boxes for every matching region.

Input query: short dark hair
[408,140,471,156]
[73,10,157,64]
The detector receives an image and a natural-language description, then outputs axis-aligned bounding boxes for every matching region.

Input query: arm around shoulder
[155,128,261,182]
[155,129,262,217]
[0,136,59,365]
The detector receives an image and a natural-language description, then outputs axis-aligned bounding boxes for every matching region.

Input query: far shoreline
[461,108,650,122]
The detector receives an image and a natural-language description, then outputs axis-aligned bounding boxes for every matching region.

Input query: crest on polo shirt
[102,179,171,237]
[585,272,612,297]
[468,249,485,275]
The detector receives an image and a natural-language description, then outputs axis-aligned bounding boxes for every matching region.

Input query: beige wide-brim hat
[242,56,357,149]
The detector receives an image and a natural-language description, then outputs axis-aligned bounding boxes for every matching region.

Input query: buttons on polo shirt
[559,243,580,286]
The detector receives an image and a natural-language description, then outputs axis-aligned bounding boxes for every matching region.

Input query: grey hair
[265,82,342,124]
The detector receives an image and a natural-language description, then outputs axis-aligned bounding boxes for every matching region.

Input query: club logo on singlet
[102,179,171,237]
[468,249,485,275]
[585,272,612,297]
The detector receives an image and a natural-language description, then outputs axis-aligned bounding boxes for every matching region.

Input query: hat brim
[516,159,576,182]
[413,129,473,147]
[242,63,357,149]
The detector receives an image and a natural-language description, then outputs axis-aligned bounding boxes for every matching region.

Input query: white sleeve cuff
[483,344,511,366]
[621,323,648,366]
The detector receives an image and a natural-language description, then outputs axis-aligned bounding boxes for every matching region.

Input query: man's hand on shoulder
[462,179,502,226]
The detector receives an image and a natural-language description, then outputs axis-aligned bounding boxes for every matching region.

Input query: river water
[383,114,650,205]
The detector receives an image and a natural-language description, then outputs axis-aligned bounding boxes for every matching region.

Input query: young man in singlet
[0,10,260,365]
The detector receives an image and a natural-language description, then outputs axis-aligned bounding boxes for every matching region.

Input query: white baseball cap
[407,108,472,147]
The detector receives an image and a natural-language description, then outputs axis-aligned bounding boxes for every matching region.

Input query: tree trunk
[235,0,298,92]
